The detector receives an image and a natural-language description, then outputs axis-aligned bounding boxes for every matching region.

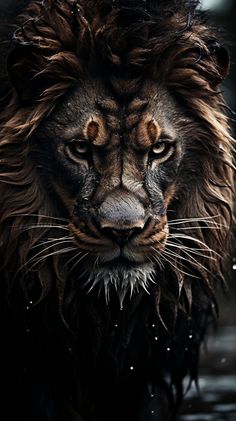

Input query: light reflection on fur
[84,262,155,309]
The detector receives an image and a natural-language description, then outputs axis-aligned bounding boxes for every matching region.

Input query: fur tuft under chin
[84,263,156,309]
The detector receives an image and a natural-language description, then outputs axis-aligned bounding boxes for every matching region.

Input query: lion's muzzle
[70,186,168,268]
[97,189,146,246]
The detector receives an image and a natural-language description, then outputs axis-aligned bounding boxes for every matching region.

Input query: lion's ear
[209,41,230,86]
[7,46,47,103]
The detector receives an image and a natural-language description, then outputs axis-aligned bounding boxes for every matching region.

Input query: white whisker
[160,251,200,280]
[17,213,69,223]
[170,225,226,231]
[163,248,209,274]
[70,252,89,272]
[168,233,217,254]
[16,238,75,279]
[32,236,73,249]
[168,215,221,224]
[20,224,69,231]
[65,251,83,267]
[21,247,76,278]
[149,245,200,280]
[166,241,217,261]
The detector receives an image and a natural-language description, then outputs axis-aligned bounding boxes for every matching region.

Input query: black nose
[101,227,141,245]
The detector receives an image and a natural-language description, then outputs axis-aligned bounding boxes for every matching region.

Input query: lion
[0,1,234,420]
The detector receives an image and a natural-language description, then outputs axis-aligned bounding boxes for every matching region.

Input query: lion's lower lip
[101,256,141,271]
[99,246,148,265]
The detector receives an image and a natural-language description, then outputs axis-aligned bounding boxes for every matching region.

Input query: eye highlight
[152,142,166,156]
[65,139,90,162]
[150,140,175,163]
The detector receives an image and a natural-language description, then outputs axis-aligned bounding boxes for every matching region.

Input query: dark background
[207,0,236,111]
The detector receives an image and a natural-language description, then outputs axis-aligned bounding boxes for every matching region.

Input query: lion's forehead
[82,112,163,149]
[52,79,178,149]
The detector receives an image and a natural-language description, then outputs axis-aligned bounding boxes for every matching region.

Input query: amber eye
[65,139,89,162]
[150,140,175,162]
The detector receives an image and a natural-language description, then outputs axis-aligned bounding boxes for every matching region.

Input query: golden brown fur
[1,0,234,301]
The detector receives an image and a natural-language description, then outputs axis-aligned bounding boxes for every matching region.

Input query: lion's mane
[0,0,234,418]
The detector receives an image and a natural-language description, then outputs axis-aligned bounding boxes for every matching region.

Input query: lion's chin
[84,261,155,309]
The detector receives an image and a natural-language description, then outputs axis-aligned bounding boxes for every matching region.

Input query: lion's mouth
[69,221,168,263]
[101,256,143,269]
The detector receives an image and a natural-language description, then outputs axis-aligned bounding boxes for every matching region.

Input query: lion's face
[33,78,188,304]
[0,2,233,415]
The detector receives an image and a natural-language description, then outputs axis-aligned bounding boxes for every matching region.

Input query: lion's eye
[152,142,166,156]
[150,140,174,162]
[65,139,89,162]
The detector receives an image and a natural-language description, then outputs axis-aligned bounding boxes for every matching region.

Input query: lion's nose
[98,190,146,245]
[101,226,142,245]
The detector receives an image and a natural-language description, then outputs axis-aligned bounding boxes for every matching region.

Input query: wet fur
[0,1,234,420]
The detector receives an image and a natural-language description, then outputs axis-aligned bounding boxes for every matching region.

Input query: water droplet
[130,366,134,370]
[151,410,155,414]
[189,334,193,339]
[152,324,155,328]
[166,347,171,352]
[114,324,118,328]
[150,394,154,398]
[26,300,33,310]
[185,347,189,351]
[154,336,158,341]
[221,357,227,364]
[232,264,236,270]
